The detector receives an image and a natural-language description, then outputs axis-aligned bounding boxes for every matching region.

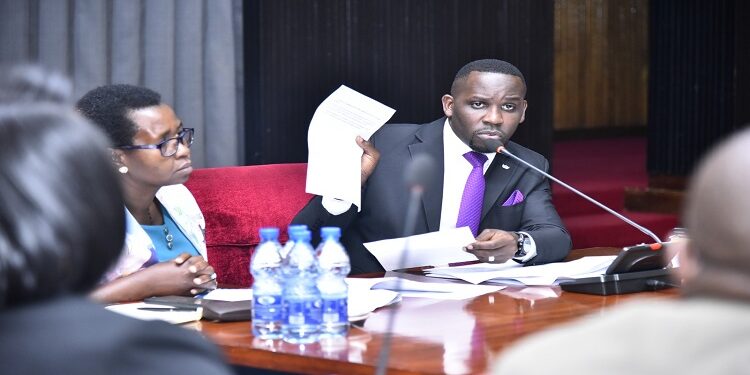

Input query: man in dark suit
[294,59,571,274]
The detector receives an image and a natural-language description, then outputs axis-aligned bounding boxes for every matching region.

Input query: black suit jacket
[0,296,233,375]
[294,118,571,273]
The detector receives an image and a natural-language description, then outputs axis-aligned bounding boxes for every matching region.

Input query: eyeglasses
[118,128,194,157]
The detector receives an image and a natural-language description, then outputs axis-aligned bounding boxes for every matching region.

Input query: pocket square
[502,190,524,206]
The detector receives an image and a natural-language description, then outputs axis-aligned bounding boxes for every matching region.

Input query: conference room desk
[190,247,677,374]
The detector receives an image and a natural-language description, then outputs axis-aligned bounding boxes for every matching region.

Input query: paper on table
[362,227,478,271]
[347,276,503,301]
[347,279,401,318]
[306,85,395,210]
[426,256,617,285]
[106,302,202,324]
[203,288,252,302]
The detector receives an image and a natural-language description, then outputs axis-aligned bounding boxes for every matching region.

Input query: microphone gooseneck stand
[495,144,676,295]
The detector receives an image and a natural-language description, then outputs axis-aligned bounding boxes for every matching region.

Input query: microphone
[493,142,662,243]
[375,154,435,375]
[490,140,675,295]
[402,153,435,237]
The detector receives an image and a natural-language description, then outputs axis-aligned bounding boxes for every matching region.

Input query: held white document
[306,85,395,211]
[362,226,478,271]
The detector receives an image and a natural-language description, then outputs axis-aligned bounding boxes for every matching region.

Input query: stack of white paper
[347,276,503,301]
[425,256,617,286]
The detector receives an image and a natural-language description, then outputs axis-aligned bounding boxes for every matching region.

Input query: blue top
[143,205,200,262]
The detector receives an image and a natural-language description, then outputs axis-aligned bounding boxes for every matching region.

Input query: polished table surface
[189,247,678,374]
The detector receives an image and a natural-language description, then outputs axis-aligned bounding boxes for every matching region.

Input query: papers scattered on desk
[106,302,203,324]
[347,276,503,301]
[305,85,395,210]
[363,227,478,271]
[426,256,617,286]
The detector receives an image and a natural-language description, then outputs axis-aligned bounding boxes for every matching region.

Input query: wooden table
[191,247,677,374]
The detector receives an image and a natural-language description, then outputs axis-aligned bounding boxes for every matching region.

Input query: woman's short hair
[75,84,161,147]
[0,105,125,308]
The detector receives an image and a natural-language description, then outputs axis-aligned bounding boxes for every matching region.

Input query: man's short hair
[452,59,526,93]
[75,84,161,147]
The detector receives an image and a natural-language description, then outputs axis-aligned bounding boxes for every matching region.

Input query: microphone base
[559,268,675,295]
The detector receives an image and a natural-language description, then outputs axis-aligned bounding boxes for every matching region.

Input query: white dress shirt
[438,119,495,230]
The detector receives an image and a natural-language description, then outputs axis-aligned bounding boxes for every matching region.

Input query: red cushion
[185,164,312,286]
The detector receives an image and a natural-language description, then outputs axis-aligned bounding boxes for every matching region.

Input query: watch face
[515,232,529,258]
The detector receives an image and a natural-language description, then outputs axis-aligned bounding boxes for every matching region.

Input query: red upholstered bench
[184,163,312,286]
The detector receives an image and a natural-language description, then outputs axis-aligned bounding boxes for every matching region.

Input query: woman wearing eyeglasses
[76,84,217,303]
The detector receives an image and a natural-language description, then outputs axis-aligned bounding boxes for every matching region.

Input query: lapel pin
[502,164,510,170]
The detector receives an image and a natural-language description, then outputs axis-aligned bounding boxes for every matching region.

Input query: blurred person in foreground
[76,84,216,303]
[494,127,750,374]
[0,102,232,373]
[0,64,72,104]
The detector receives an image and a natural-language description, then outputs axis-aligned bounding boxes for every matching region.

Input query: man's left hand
[464,229,519,263]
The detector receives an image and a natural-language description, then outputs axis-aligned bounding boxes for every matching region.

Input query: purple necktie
[456,151,488,236]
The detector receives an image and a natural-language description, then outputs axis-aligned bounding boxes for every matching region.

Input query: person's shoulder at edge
[492,299,647,375]
[0,296,233,375]
[492,297,744,374]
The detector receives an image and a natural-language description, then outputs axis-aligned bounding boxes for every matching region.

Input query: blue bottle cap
[288,224,308,231]
[259,227,279,241]
[287,225,307,238]
[297,229,312,242]
[320,226,341,239]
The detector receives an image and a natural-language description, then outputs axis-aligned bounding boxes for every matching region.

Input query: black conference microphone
[401,153,435,237]
[490,139,675,295]
[375,153,435,375]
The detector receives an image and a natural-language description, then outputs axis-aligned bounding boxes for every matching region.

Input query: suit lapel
[481,148,521,219]
[408,118,445,232]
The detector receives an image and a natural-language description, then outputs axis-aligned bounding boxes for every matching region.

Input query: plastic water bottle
[250,227,284,339]
[316,227,350,338]
[282,229,321,343]
[280,224,307,260]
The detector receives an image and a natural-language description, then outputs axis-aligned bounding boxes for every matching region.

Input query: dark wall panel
[647,0,749,177]
[244,0,554,165]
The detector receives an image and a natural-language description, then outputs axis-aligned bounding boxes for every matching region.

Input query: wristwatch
[513,232,533,263]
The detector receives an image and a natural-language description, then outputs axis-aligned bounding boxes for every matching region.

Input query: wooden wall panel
[244,0,554,165]
[554,0,648,131]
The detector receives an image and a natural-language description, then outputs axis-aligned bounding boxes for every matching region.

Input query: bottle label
[285,298,322,325]
[321,297,348,323]
[253,294,283,321]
